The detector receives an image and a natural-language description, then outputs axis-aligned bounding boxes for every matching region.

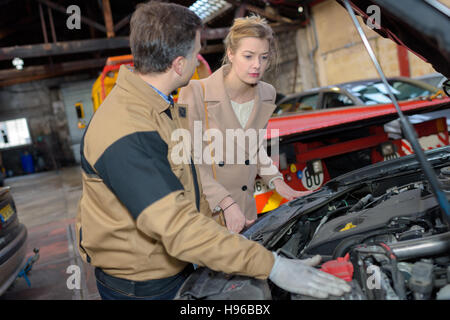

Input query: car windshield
[345,80,436,105]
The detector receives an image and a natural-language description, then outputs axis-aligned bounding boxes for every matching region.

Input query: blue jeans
[95,266,193,300]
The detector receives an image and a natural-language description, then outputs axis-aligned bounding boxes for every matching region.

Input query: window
[273,97,298,116]
[0,118,32,149]
[274,93,320,116]
[322,92,354,109]
[346,80,435,105]
[296,94,320,111]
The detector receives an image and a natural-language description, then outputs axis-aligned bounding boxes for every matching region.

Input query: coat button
[242,185,247,191]
[245,160,250,165]
[218,161,224,167]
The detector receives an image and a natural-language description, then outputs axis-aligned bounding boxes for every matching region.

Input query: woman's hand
[223,203,245,233]
[273,178,313,201]
[220,197,254,233]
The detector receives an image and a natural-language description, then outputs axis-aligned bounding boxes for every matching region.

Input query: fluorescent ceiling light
[189,0,232,23]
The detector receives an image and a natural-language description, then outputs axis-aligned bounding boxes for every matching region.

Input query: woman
[178,16,309,233]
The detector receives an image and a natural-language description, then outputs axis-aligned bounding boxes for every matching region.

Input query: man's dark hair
[130,1,202,74]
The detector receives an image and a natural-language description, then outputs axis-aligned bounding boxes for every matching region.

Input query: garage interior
[0,0,448,300]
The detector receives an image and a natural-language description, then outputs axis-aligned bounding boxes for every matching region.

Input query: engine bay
[176,160,450,301]
[270,166,450,300]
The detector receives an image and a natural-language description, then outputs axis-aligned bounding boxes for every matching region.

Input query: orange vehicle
[91,54,212,112]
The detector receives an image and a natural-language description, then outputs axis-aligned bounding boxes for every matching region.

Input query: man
[76,1,351,300]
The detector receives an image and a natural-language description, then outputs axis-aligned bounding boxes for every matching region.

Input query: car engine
[176,162,450,301]
[273,166,450,300]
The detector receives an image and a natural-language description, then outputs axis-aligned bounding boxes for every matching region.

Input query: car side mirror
[443,79,450,97]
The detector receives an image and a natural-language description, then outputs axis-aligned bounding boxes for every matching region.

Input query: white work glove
[269,253,352,299]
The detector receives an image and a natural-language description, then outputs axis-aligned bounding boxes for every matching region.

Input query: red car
[255,96,449,213]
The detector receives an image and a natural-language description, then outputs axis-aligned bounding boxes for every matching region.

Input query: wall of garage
[0,74,95,177]
[262,0,439,96]
[309,0,437,87]
[263,27,321,96]
[60,79,96,164]
[263,29,303,96]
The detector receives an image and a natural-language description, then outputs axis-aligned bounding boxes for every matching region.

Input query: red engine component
[320,253,354,282]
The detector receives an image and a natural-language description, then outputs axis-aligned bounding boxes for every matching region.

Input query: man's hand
[273,178,312,201]
[269,253,352,299]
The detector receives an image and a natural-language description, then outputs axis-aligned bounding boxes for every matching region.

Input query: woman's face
[227,37,270,85]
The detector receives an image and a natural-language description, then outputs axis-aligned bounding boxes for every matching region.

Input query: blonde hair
[222,15,278,71]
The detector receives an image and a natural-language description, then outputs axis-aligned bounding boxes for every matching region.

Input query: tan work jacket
[178,65,282,221]
[76,65,274,281]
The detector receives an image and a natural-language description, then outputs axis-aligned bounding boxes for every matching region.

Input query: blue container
[21,152,35,174]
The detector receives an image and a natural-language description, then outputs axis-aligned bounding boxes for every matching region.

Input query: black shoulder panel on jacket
[80,125,97,176]
[94,131,183,219]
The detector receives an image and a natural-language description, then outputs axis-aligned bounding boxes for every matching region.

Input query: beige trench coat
[178,65,282,221]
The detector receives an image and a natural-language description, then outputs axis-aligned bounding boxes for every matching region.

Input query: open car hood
[339,0,450,78]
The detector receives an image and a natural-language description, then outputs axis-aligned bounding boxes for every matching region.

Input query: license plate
[0,204,14,223]
[254,179,272,196]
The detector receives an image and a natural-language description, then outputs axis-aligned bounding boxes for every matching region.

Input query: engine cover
[304,188,439,256]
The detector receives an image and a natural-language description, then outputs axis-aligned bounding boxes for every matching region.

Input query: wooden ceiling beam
[0,18,301,58]
[102,0,115,38]
[0,37,130,61]
[0,57,107,87]
[38,2,49,43]
[201,28,230,40]
[200,44,224,55]
[234,4,247,18]
[114,14,132,33]
[244,4,296,24]
[0,21,299,61]
[271,23,302,33]
[226,0,297,24]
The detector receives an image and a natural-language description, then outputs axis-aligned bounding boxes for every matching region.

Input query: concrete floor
[0,166,100,300]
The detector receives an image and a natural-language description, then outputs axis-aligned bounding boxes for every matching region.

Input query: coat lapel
[203,65,242,131]
[201,65,277,161]
[245,82,277,131]
[203,65,276,132]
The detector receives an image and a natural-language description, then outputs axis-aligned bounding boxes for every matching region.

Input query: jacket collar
[202,64,274,103]
[115,65,171,114]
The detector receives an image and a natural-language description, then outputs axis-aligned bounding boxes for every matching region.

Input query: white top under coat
[231,99,255,128]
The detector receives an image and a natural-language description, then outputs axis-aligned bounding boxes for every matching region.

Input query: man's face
[179,30,202,87]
